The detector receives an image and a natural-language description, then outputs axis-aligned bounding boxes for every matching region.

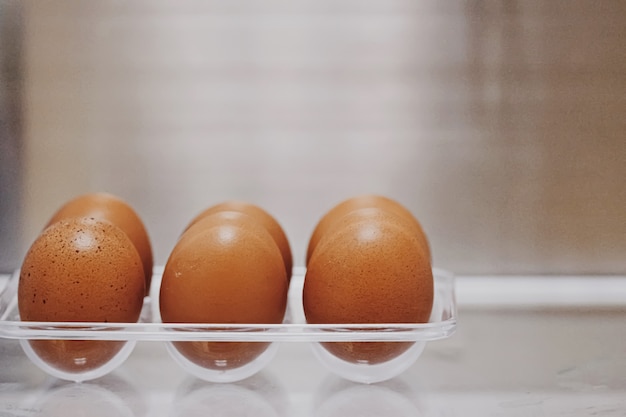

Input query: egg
[306,194,430,265]
[303,207,433,364]
[18,217,145,373]
[46,192,154,295]
[186,201,292,280]
[160,210,288,370]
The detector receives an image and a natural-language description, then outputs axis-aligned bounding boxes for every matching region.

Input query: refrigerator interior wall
[2,1,626,275]
[0,0,23,273]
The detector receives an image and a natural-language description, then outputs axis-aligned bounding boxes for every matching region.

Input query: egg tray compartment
[0,267,456,384]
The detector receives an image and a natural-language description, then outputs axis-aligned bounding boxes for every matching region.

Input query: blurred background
[1,0,625,275]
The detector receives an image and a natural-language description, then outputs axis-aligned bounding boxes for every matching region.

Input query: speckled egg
[306,194,430,265]
[303,207,433,364]
[18,217,145,373]
[46,192,153,294]
[160,210,288,370]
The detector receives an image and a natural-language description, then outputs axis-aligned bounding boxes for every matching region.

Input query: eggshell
[306,194,430,265]
[160,211,288,370]
[303,207,433,364]
[186,201,292,280]
[46,192,153,295]
[18,217,145,373]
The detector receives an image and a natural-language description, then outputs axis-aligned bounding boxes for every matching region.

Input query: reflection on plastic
[19,338,137,383]
[165,341,279,383]
[170,372,288,417]
[311,341,426,384]
[27,339,126,373]
[313,376,422,417]
[171,340,271,370]
[23,373,146,417]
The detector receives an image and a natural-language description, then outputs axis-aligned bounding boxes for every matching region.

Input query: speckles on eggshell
[18,217,145,324]
[45,192,154,295]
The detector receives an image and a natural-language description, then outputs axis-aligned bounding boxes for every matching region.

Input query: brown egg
[18,217,145,373]
[46,192,153,295]
[303,207,433,364]
[160,211,288,370]
[186,201,292,280]
[306,194,430,265]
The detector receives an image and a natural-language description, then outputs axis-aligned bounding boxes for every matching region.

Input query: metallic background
[2,0,625,274]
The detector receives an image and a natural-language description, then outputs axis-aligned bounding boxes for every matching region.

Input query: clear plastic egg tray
[0,267,456,384]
